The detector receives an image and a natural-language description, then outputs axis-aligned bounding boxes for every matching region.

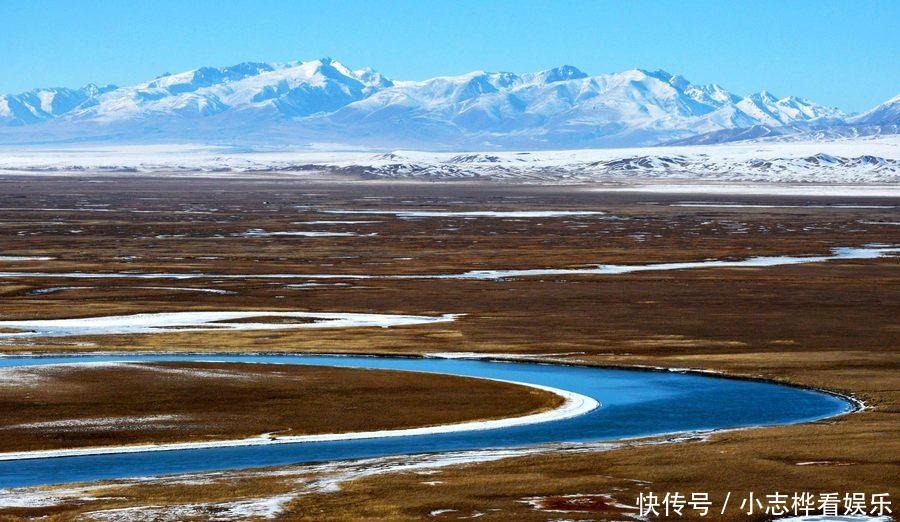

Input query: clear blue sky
[1,0,897,112]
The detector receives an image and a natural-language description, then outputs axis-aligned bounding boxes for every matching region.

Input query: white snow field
[238,229,372,237]
[0,136,898,186]
[0,255,55,261]
[0,311,459,338]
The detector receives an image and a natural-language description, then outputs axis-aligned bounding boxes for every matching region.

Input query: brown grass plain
[0,176,896,521]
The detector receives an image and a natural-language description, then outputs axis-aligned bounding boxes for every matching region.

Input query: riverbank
[0,360,573,456]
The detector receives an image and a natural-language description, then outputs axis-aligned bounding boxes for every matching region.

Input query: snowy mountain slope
[319,68,847,148]
[0,84,116,126]
[668,122,900,146]
[734,91,843,126]
[1,136,897,185]
[63,58,391,122]
[0,57,894,149]
[850,95,900,125]
[666,97,900,146]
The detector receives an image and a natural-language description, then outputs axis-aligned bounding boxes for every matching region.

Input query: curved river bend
[0,354,851,488]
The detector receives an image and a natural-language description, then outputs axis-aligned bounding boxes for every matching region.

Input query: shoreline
[0,350,860,463]
[0,360,599,462]
[0,350,866,411]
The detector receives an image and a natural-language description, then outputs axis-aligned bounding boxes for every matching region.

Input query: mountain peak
[536,65,587,83]
[751,90,779,103]
[875,93,900,107]
[639,69,676,81]
[850,93,900,125]
[1,58,891,148]
[313,57,351,72]
[353,67,394,89]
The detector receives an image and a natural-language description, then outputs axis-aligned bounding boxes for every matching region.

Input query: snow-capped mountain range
[0,58,896,149]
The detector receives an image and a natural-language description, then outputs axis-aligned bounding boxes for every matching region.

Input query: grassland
[0,361,562,453]
[0,176,896,521]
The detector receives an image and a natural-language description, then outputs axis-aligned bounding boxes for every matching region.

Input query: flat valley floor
[0,176,897,521]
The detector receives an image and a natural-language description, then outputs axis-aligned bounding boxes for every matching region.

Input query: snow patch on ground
[130,286,235,295]
[239,228,374,237]
[0,311,459,338]
[5,414,186,431]
[0,245,895,283]
[434,245,900,280]
[121,363,259,380]
[0,440,676,517]
[0,255,55,261]
[81,493,294,521]
[521,492,635,514]
[0,362,133,387]
[0,367,44,387]
[0,485,119,508]
[286,282,352,289]
[322,210,608,218]
[28,286,92,295]
[293,220,382,224]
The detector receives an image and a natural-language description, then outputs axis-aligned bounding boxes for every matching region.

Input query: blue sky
[1,0,897,112]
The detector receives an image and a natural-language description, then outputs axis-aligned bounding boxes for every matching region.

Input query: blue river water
[0,354,851,488]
